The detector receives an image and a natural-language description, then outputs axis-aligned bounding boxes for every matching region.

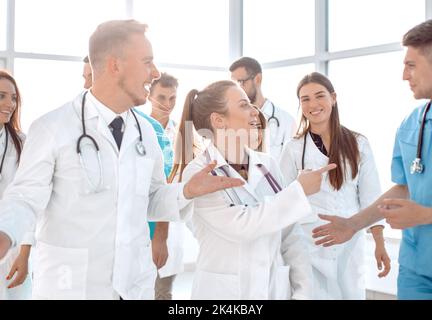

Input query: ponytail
[168,89,198,183]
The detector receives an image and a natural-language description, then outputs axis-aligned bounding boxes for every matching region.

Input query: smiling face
[211,85,260,152]
[299,82,336,128]
[403,46,432,99]
[0,78,17,125]
[116,33,161,106]
[149,82,177,114]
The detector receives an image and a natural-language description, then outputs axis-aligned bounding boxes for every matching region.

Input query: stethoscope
[267,101,280,128]
[301,132,309,170]
[77,91,146,192]
[0,128,8,180]
[410,100,431,175]
[205,150,282,207]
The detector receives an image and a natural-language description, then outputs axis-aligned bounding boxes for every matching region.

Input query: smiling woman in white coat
[280,72,391,300]
[0,70,30,300]
[169,80,337,300]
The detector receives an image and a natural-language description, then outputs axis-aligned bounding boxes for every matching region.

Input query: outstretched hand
[312,214,356,247]
[183,161,244,199]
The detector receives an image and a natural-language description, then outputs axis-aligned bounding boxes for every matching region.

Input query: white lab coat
[182,143,313,300]
[262,100,296,161]
[0,129,31,300]
[0,92,191,300]
[158,119,185,278]
[280,133,382,299]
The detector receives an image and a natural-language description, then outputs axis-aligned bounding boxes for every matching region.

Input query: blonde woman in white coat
[280,72,391,300]
[169,80,337,300]
[0,70,30,300]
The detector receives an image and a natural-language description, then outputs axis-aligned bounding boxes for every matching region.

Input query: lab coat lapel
[71,92,116,153]
[119,110,140,159]
[246,148,266,193]
[96,114,119,153]
[206,144,260,202]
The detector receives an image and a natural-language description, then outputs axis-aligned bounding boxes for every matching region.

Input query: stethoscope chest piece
[410,158,424,175]
[135,141,146,156]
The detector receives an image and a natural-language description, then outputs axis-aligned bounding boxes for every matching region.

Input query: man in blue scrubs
[312,19,432,299]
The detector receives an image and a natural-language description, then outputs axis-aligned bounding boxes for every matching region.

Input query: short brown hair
[150,72,178,94]
[229,57,262,76]
[89,19,148,74]
[403,19,432,60]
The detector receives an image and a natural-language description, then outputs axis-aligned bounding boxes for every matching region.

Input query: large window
[15,0,127,56]
[329,0,425,51]
[243,0,315,63]
[0,0,6,50]
[133,0,229,67]
[14,58,83,131]
[262,64,315,117]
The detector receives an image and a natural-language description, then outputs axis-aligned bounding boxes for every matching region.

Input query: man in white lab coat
[230,57,296,161]
[0,19,243,300]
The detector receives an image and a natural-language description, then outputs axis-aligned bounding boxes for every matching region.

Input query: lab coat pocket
[125,245,156,299]
[192,270,240,300]
[135,158,154,196]
[32,241,88,300]
[273,266,291,300]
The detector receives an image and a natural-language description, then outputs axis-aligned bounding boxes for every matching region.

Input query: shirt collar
[260,99,273,116]
[87,90,129,126]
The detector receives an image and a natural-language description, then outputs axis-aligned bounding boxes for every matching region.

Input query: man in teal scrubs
[311,19,432,299]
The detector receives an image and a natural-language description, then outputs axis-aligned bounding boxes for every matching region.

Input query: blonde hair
[89,19,148,74]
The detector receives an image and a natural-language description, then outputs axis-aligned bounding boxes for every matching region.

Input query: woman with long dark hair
[280,72,390,299]
[0,69,30,299]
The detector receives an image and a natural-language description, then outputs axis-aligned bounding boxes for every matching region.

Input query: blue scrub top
[134,109,174,240]
[391,102,432,277]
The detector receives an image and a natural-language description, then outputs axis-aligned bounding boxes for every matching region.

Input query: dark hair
[229,57,262,76]
[0,70,24,162]
[403,19,432,59]
[168,80,237,182]
[150,72,178,94]
[296,72,360,191]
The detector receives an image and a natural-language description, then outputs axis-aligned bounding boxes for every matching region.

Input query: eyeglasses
[235,74,256,86]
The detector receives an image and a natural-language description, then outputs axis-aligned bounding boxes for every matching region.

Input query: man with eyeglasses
[230,57,296,160]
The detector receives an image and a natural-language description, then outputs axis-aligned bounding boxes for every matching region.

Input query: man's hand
[297,163,337,196]
[312,214,356,247]
[0,232,12,260]
[379,198,432,229]
[151,222,169,269]
[183,161,244,199]
[151,238,168,269]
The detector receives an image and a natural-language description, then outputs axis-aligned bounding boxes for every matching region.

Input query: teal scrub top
[134,109,174,240]
[391,102,432,277]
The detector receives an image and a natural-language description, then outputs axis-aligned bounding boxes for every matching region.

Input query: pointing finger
[316,163,337,174]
